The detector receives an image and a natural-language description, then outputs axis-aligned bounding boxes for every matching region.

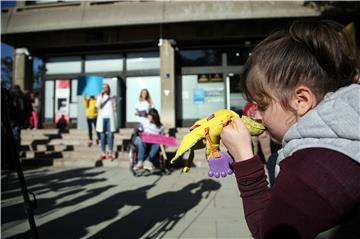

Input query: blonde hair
[139,88,152,105]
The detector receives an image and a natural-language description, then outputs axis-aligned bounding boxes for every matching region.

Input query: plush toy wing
[170,118,207,164]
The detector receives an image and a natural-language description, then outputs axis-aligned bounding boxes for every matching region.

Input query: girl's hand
[221,118,253,162]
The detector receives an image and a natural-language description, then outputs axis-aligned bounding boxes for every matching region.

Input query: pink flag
[140,132,177,146]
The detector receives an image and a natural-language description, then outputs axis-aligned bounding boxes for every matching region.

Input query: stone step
[52,154,206,169]
[53,158,125,167]
[60,134,131,140]
[18,128,205,168]
[21,128,188,136]
[21,129,59,134]
[20,149,207,169]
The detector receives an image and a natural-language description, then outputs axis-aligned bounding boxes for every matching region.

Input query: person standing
[135,88,153,127]
[8,85,28,154]
[84,95,100,147]
[29,92,40,129]
[96,83,116,161]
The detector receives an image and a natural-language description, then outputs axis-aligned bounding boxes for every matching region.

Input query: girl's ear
[291,85,317,117]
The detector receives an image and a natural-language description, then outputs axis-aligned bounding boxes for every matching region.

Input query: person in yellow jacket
[84,95,100,147]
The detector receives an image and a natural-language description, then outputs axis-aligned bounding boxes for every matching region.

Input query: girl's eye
[256,104,268,112]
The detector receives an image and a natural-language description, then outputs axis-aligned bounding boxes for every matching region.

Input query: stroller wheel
[128,144,138,175]
[134,169,144,177]
[163,168,171,175]
[142,169,152,177]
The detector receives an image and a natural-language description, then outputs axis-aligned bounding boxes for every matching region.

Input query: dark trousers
[87,118,99,141]
[266,152,278,187]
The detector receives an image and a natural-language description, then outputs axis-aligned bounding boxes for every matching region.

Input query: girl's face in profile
[255,99,297,144]
[147,114,154,123]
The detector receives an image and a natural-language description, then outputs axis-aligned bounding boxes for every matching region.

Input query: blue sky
[1,42,43,72]
[1,42,14,58]
[1,0,16,57]
[1,0,16,9]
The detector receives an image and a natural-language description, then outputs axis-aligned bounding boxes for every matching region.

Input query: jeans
[87,117,99,141]
[100,118,113,152]
[29,111,39,129]
[134,136,160,162]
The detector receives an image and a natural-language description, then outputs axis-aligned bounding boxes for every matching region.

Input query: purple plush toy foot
[207,151,234,178]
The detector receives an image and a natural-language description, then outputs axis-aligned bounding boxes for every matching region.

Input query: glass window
[126,52,160,71]
[85,54,123,73]
[44,80,54,121]
[71,79,78,103]
[46,56,81,75]
[182,75,225,120]
[179,49,222,66]
[226,47,252,66]
[228,74,247,115]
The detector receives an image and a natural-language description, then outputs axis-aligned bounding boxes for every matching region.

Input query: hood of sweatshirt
[275,84,360,177]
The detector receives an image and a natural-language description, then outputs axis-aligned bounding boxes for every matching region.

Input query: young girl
[221,20,360,238]
[133,108,164,172]
[135,88,153,126]
[96,83,116,161]
[84,95,100,147]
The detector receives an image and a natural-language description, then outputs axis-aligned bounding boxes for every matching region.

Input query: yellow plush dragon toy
[170,109,265,178]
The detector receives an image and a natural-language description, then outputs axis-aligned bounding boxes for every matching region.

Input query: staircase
[19,128,207,169]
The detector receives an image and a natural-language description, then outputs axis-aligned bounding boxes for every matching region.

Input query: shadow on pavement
[1,168,112,225]
[5,177,221,239]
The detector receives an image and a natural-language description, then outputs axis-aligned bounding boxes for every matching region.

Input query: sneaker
[88,141,93,147]
[99,153,106,160]
[95,139,99,145]
[108,152,115,161]
[143,160,155,171]
[133,161,143,171]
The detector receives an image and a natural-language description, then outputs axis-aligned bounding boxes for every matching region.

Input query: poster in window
[193,88,205,104]
[55,79,70,123]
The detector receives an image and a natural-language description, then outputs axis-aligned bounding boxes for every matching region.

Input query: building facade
[2,1,358,129]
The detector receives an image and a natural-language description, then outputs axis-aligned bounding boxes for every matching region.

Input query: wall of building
[2,1,319,34]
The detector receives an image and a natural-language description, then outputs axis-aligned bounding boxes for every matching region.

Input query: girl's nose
[254,110,263,123]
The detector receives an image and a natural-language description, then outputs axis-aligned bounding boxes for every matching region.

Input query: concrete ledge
[2,1,319,34]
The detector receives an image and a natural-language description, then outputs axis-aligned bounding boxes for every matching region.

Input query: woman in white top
[96,83,116,161]
[133,108,164,172]
[135,88,153,126]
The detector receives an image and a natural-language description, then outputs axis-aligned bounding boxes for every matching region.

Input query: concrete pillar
[159,39,176,128]
[13,48,32,91]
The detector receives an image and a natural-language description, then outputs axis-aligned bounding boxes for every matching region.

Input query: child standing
[221,20,360,238]
[84,95,100,147]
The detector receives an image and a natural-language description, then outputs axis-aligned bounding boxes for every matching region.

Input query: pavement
[1,165,252,239]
